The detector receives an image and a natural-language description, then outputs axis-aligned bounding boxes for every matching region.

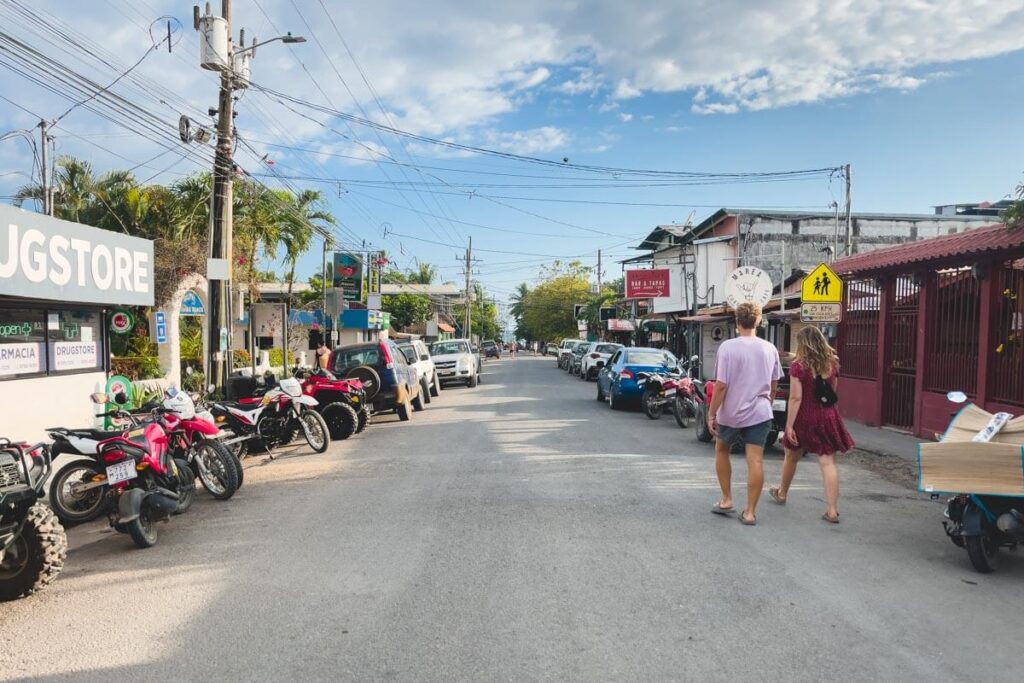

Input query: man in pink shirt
[707,302,782,526]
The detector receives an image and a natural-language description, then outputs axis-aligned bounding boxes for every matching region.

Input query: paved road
[1,355,1021,682]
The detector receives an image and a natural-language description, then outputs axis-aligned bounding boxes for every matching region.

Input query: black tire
[299,409,331,453]
[228,448,244,488]
[0,503,67,601]
[421,378,432,404]
[344,365,382,402]
[396,392,412,421]
[414,380,428,410]
[49,460,107,526]
[191,440,239,500]
[323,402,358,441]
[596,381,606,401]
[468,373,478,388]
[642,390,662,420]
[674,396,693,429]
[695,403,713,443]
[173,458,196,514]
[127,506,158,549]
[223,432,248,460]
[965,534,998,573]
[355,407,370,434]
[430,373,440,397]
[609,387,620,410]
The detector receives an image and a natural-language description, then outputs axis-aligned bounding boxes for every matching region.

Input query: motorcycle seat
[51,427,121,441]
[237,396,263,405]
[221,400,264,412]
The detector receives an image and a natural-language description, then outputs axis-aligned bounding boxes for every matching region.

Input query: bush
[233,349,251,369]
[268,348,295,367]
[182,369,207,394]
[111,356,161,380]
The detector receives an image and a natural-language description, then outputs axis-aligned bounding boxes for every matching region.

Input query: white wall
[2,372,105,442]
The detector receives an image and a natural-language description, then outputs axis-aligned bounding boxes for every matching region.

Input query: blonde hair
[795,326,837,378]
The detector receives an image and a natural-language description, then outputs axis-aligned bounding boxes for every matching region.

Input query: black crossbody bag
[814,373,838,407]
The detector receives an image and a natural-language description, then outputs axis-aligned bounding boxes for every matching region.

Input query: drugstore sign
[0,204,154,306]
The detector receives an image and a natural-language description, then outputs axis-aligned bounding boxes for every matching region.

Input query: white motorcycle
[209,377,331,454]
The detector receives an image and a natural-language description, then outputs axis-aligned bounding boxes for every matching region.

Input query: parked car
[396,340,441,403]
[569,342,593,376]
[481,340,500,359]
[596,347,679,410]
[557,339,580,369]
[329,341,424,421]
[545,342,559,357]
[430,339,482,387]
[580,342,623,381]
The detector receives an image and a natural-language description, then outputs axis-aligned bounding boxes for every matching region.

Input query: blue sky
[1,1,1022,312]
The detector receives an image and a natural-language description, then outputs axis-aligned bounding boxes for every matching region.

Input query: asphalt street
[1,354,1021,682]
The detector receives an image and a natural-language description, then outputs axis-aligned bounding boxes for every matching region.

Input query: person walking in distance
[707,302,782,526]
[768,326,855,523]
[315,340,331,371]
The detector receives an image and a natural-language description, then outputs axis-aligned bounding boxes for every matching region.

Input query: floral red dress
[782,360,855,455]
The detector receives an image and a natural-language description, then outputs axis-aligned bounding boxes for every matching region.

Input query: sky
[1,0,1023,321]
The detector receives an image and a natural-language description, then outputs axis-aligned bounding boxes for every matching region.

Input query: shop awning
[677,314,731,323]
[438,322,455,333]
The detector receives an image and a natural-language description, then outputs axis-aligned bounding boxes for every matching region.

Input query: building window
[841,279,880,380]
[0,306,105,380]
[924,269,980,395]
[0,308,46,378]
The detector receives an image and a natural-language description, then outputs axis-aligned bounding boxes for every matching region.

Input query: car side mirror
[421,354,430,361]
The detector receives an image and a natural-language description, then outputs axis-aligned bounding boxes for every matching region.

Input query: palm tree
[15,156,99,222]
[281,189,335,304]
[408,261,438,285]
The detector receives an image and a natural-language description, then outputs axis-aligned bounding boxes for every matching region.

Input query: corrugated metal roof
[832,223,1024,274]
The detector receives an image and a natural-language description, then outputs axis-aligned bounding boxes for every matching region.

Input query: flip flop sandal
[738,513,757,526]
[821,513,840,524]
[711,502,736,515]
[768,487,787,505]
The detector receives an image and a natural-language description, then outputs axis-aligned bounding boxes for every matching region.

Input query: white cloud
[597,101,619,113]
[641,114,654,121]
[480,126,570,153]
[618,112,633,122]
[692,102,739,115]
[554,67,602,95]
[515,67,552,90]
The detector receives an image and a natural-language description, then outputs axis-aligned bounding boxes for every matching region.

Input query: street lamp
[234,32,307,57]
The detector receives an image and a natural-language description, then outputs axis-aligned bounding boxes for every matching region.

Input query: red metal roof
[832,223,1024,275]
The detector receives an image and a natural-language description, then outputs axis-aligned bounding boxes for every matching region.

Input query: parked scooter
[672,356,701,429]
[637,367,684,420]
[88,393,195,549]
[210,377,331,455]
[0,439,66,600]
[937,391,1023,573]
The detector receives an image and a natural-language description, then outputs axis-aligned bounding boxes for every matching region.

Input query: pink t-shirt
[714,336,783,428]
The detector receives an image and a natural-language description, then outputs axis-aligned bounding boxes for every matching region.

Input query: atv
[0,439,67,600]
[292,367,371,440]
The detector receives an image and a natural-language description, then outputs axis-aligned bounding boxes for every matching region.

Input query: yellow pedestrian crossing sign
[802,263,843,303]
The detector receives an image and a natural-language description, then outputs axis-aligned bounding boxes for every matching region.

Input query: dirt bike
[160,388,242,498]
[0,439,67,600]
[210,377,330,455]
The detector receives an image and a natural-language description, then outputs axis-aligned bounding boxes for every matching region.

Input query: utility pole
[206,0,234,396]
[39,120,51,216]
[464,236,472,340]
[844,163,853,257]
[322,236,331,345]
[597,249,602,292]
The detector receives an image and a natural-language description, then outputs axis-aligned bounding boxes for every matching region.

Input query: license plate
[772,399,787,412]
[439,370,454,376]
[105,460,137,485]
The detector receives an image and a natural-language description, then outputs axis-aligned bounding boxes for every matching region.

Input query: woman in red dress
[768,326,854,523]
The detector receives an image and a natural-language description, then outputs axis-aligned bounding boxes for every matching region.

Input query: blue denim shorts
[717,420,773,449]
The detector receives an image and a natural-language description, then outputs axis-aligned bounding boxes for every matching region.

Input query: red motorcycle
[90,394,196,549]
[161,388,241,497]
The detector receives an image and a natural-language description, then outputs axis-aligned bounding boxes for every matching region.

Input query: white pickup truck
[396,339,440,402]
[429,338,481,388]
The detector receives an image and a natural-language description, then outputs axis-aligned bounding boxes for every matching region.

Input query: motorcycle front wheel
[642,390,663,420]
[299,409,331,453]
[674,396,694,428]
[191,440,239,500]
[173,458,196,514]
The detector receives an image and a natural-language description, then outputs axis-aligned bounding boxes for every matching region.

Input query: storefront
[0,205,153,439]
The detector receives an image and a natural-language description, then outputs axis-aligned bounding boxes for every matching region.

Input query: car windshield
[397,345,417,363]
[595,344,621,354]
[332,346,381,374]
[482,341,496,348]
[626,350,677,367]
[432,341,468,355]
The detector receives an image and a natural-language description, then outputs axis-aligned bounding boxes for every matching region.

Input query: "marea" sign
[0,204,154,307]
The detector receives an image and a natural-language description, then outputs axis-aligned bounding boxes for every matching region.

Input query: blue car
[596,347,679,409]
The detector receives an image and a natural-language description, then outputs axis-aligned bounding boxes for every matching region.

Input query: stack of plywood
[918,404,1024,496]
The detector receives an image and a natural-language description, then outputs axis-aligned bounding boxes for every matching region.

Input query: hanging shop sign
[608,318,636,332]
[626,269,670,298]
[0,204,153,306]
[800,302,843,324]
[180,290,206,316]
[110,309,135,335]
[724,266,773,308]
[332,252,364,303]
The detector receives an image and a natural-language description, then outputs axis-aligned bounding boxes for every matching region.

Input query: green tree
[518,260,592,342]
[382,292,433,330]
